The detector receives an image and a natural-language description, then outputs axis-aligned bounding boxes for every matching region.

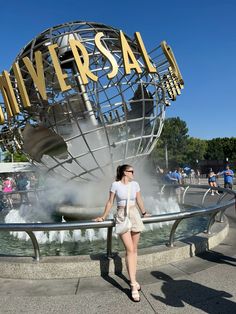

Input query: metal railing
[0,185,235,262]
[0,188,44,209]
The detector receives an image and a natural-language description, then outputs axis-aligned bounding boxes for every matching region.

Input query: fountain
[1,191,185,256]
[0,21,186,256]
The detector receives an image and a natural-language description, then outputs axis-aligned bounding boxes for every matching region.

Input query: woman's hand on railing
[142,211,151,217]
[144,213,151,217]
[94,216,105,222]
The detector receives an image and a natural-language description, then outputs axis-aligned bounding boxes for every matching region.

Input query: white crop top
[110,181,140,207]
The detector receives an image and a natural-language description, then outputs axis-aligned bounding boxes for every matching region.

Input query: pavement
[0,206,235,313]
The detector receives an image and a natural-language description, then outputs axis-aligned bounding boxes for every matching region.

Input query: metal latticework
[0,21,183,182]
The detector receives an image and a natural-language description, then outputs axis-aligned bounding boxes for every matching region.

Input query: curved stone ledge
[0,218,229,279]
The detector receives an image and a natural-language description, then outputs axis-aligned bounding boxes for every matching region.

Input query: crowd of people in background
[156,166,188,202]
[0,172,40,209]
[156,164,235,201]
[0,164,234,210]
[207,165,234,195]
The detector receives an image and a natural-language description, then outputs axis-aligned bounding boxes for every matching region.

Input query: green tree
[151,117,189,169]
[204,137,236,161]
[3,151,29,162]
[184,137,208,167]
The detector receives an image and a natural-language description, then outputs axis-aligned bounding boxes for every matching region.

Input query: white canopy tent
[0,162,34,173]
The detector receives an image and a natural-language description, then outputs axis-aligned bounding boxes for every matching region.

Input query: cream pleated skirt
[116,206,145,233]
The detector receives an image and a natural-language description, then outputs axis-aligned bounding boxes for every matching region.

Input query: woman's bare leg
[209,182,214,194]
[125,256,129,278]
[120,231,141,301]
[124,232,140,280]
[130,231,140,281]
[120,231,139,285]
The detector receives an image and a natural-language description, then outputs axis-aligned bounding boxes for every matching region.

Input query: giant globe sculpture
[0,21,184,183]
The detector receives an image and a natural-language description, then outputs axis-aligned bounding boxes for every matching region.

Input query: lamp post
[225,157,229,167]
[165,142,168,169]
[196,159,200,184]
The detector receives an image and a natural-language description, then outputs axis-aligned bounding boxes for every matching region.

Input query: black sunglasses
[125,170,134,174]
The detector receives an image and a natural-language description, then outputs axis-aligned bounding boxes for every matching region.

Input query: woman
[208,169,219,195]
[95,164,149,302]
[2,176,14,208]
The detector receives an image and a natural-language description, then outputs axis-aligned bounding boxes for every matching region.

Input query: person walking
[95,164,149,302]
[15,173,30,205]
[217,165,234,189]
[2,176,14,208]
[196,169,201,184]
[207,168,219,195]
[176,168,184,202]
[189,169,196,184]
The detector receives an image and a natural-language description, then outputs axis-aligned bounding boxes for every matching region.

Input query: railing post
[160,184,166,195]
[167,218,183,247]
[205,212,218,234]
[218,210,226,223]
[217,193,227,206]
[26,231,40,262]
[201,188,211,207]
[106,226,113,258]
[182,186,190,205]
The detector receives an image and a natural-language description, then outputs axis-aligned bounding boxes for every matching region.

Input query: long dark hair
[116,164,132,181]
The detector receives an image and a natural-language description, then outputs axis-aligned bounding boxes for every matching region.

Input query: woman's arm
[94,191,115,221]
[136,191,149,216]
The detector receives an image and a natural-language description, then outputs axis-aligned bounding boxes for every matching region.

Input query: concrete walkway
[0,208,235,313]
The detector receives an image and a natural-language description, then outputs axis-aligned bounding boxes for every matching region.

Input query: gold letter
[23,51,47,100]
[168,67,181,96]
[12,62,31,108]
[120,31,142,75]
[95,32,118,79]
[134,32,157,74]
[0,70,20,118]
[161,41,184,88]
[48,44,72,92]
[0,107,4,124]
[69,39,98,85]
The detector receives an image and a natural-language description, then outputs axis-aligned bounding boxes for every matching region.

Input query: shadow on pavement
[91,252,132,299]
[150,271,236,313]
[101,274,131,299]
[197,250,236,267]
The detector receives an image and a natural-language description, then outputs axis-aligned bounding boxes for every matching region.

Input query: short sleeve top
[222,170,234,183]
[110,181,140,207]
[3,179,13,192]
[208,171,216,182]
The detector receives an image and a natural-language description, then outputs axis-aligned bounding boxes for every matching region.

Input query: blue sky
[0,0,235,140]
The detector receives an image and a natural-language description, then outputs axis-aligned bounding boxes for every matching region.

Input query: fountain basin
[0,218,228,279]
[55,205,105,220]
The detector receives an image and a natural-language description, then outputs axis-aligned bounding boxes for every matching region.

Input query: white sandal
[130,284,140,302]
[135,281,141,291]
[130,281,141,291]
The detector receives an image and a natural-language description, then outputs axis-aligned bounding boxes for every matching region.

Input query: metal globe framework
[0,21,184,182]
